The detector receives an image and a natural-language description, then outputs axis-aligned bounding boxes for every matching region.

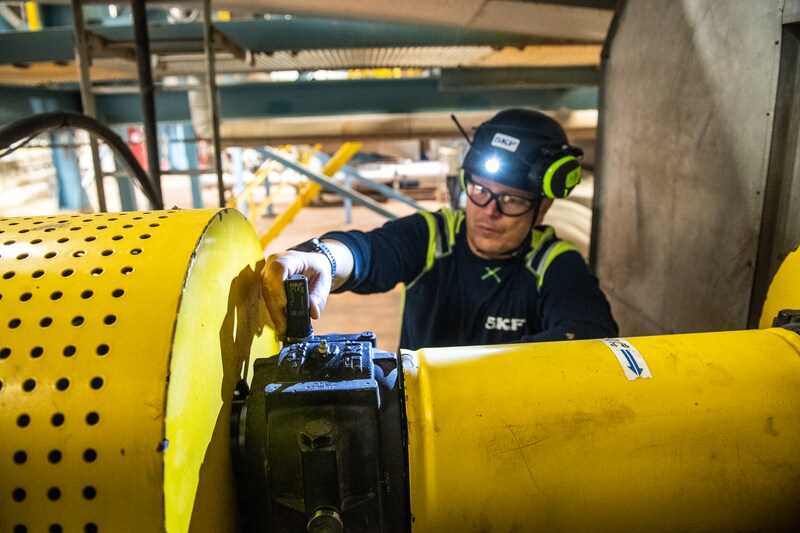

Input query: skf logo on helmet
[490,133,520,152]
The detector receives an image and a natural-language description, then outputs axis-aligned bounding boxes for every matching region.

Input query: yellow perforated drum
[0,208,278,532]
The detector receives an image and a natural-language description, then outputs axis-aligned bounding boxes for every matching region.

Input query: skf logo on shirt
[485,316,526,331]
[491,133,520,152]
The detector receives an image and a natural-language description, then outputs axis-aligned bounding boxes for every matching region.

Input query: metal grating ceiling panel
[0,44,597,85]
[252,46,495,71]
[0,58,137,86]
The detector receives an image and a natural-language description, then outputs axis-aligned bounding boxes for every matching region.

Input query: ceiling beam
[440,66,600,90]
[0,16,559,66]
[93,77,597,125]
[219,109,598,146]
[210,0,613,41]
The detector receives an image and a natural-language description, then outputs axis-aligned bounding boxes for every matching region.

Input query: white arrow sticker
[603,338,653,380]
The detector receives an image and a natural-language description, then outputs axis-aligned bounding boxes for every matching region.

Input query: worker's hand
[262,250,332,339]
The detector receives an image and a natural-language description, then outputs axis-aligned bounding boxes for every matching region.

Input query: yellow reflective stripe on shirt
[413,211,574,292]
[534,240,578,289]
[407,208,464,290]
[418,210,438,271]
[438,208,464,252]
[529,226,555,253]
[525,226,578,290]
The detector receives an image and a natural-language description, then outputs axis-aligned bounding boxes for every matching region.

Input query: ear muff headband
[541,155,582,199]
[460,168,467,190]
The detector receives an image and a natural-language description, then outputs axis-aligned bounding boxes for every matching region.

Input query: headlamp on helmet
[484,157,501,174]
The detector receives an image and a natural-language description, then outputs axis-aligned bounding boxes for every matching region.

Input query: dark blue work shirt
[324,209,617,351]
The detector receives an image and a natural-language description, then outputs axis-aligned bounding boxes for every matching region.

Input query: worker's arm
[262,239,354,339]
[262,213,431,338]
[522,250,618,342]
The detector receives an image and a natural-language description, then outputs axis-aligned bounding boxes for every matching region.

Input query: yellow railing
[226,145,301,227]
[25,2,41,31]
[259,142,362,250]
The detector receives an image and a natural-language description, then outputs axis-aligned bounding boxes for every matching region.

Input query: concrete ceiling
[0,1,613,84]
[0,0,615,143]
[214,0,615,41]
[207,0,615,142]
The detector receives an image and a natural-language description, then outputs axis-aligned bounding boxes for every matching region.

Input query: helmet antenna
[450,114,472,144]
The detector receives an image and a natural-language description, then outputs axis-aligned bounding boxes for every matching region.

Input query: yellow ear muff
[541,156,582,199]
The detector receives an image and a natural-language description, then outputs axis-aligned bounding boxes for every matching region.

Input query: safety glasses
[464,176,536,217]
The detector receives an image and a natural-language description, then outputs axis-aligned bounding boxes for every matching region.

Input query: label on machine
[602,338,653,380]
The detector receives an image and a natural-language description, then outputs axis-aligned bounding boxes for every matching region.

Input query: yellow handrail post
[226,147,291,210]
[259,142,362,250]
[25,2,41,31]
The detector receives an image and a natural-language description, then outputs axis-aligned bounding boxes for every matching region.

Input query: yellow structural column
[259,142,362,249]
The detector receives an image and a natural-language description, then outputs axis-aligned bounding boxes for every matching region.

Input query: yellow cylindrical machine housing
[403,328,800,531]
[0,208,278,532]
[760,242,800,328]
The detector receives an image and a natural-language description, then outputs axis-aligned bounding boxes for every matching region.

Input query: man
[263,108,617,349]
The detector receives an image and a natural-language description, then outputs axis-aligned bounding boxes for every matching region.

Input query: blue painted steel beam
[0,29,75,63]
[50,129,90,211]
[0,15,563,65]
[219,79,597,119]
[0,84,81,126]
[38,4,76,28]
[0,78,596,128]
[440,67,601,90]
[95,90,190,124]
[108,130,139,211]
[218,17,550,50]
[93,79,597,125]
[90,17,537,51]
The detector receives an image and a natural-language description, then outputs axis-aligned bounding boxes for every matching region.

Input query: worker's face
[465,175,550,259]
